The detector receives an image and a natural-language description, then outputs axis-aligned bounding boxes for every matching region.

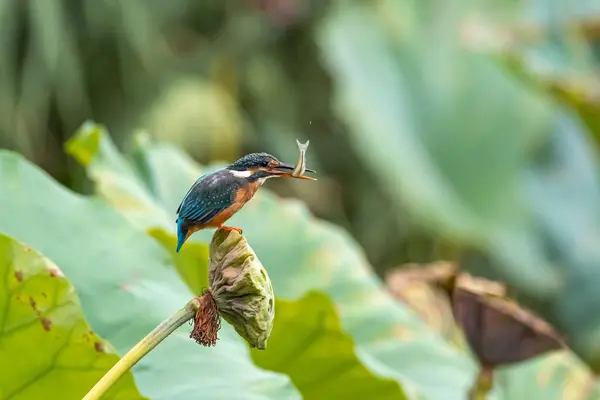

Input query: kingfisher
[175,152,316,252]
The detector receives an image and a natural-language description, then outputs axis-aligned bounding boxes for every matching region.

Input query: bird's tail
[176,218,188,253]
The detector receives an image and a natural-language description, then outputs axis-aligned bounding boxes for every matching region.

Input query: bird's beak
[270,162,317,180]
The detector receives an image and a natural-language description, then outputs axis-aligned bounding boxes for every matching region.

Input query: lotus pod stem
[85,229,275,400]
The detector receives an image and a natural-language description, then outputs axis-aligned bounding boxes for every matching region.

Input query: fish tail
[295,139,309,151]
[176,217,188,253]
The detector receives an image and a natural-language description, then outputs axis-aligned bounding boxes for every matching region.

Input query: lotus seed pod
[208,229,275,349]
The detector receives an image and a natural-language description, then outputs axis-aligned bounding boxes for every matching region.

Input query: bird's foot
[219,225,243,235]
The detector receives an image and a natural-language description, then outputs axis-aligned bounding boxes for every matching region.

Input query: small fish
[292,139,310,177]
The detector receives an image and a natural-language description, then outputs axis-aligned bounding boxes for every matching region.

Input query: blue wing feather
[176,169,241,226]
[175,169,246,252]
[181,204,223,224]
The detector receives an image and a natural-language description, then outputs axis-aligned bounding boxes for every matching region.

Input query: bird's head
[226,152,316,182]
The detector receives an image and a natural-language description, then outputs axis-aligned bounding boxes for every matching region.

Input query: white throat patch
[229,170,252,178]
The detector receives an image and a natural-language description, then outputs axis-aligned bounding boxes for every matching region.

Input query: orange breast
[207,181,261,227]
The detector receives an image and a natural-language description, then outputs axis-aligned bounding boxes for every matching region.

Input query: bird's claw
[219,225,243,235]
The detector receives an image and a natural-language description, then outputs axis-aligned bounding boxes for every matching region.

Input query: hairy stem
[83,298,201,400]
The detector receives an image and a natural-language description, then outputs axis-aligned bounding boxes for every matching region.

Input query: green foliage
[499,353,599,399]
[0,150,299,399]
[252,292,405,400]
[2,0,600,398]
[9,0,598,278]
[68,122,471,399]
[65,121,598,399]
[318,1,557,294]
[149,227,209,295]
[0,116,596,398]
[0,124,413,399]
[0,234,144,400]
[318,0,600,371]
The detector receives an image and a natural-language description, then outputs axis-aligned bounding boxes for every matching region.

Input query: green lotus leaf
[67,122,474,399]
[252,291,405,400]
[0,233,144,400]
[0,150,299,399]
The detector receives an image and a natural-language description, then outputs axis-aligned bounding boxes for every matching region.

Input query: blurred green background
[1,0,414,272]
[3,0,600,398]
[2,0,431,275]
[0,0,597,324]
[2,0,600,287]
